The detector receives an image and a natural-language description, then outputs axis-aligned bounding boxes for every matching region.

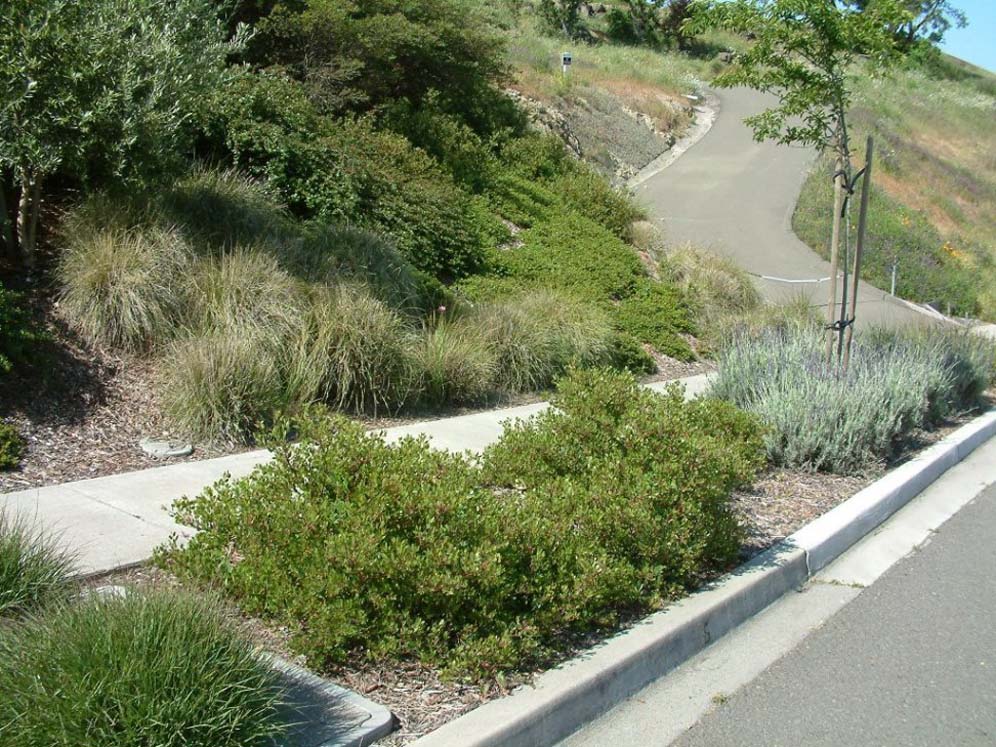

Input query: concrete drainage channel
[409,409,996,747]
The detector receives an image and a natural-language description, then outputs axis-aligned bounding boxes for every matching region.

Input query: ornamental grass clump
[711,323,994,475]
[57,225,193,352]
[0,590,287,747]
[469,289,615,394]
[157,369,765,681]
[0,512,75,618]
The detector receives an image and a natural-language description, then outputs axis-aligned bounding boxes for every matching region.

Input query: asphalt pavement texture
[637,87,924,328]
[673,481,996,747]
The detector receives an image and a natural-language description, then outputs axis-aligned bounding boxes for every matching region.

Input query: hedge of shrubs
[157,369,765,680]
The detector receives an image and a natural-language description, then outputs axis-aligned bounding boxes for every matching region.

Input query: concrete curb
[410,408,996,747]
[793,410,996,574]
[270,657,394,747]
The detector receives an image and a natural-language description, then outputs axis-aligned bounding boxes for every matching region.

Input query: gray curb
[270,657,394,747]
[410,408,996,747]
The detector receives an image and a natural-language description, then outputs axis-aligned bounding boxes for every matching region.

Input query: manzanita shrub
[157,369,764,681]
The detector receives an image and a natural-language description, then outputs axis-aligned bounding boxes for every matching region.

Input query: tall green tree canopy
[850,0,967,45]
[0,0,243,262]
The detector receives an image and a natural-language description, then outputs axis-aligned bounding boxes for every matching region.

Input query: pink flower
[437,305,447,314]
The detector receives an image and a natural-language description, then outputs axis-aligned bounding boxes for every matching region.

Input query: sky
[940,0,996,73]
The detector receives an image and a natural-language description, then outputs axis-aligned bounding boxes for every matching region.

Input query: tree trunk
[16,168,38,268]
[825,158,845,364]
[0,179,14,261]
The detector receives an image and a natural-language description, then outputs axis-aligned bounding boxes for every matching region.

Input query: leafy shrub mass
[0,591,287,747]
[0,512,74,617]
[0,282,40,376]
[459,211,695,361]
[203,71,489,280]
[0,422,25,471]
[711,324,996,475]
[157,369,765,680]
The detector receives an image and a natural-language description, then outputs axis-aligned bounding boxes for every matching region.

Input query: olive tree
[0,0,245,265]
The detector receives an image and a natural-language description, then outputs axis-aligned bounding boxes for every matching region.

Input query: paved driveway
[637,87,924,327]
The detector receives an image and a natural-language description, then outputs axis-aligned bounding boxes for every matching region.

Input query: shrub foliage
[711,323,996,474]
[157,369,764,680]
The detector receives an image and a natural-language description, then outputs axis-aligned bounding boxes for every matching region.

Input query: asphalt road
[637,87,924,327]
[673,480,996,747]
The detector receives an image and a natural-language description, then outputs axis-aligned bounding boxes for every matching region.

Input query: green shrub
[0,282,40,376]
[495,212,645,299]
[157,369,764,680]
[0,591,287,747]
[547,168,645,240]
[614,280,696,360]
[710,323,990,474]
[606,333,658,375]
[415,319,497,406]
[470,289,615,393]
[0,422,25,471]
[57,225,192,352]
[160,331,288,443]
[0,512,74,616]
[204,70,489,280]
[495,133,645,239]
[458,211,695,360]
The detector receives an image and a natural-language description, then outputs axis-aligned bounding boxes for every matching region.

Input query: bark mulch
[0,313,235,494]
[1,301,714,493]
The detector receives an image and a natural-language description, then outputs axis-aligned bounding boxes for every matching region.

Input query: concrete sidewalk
[1,374,713,576]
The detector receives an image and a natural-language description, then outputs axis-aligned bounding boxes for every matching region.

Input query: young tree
[693,0,907,360]
[0,0,245,266]
[851,0,967,46]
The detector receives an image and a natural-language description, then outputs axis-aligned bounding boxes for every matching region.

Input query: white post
[890,262,897,296]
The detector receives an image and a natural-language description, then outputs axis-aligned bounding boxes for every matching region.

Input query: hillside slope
[793,56,996,320]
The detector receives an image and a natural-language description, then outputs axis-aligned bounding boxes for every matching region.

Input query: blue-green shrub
[711,324,995,474]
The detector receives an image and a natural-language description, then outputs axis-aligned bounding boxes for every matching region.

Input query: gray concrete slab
[636,87,926,328]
